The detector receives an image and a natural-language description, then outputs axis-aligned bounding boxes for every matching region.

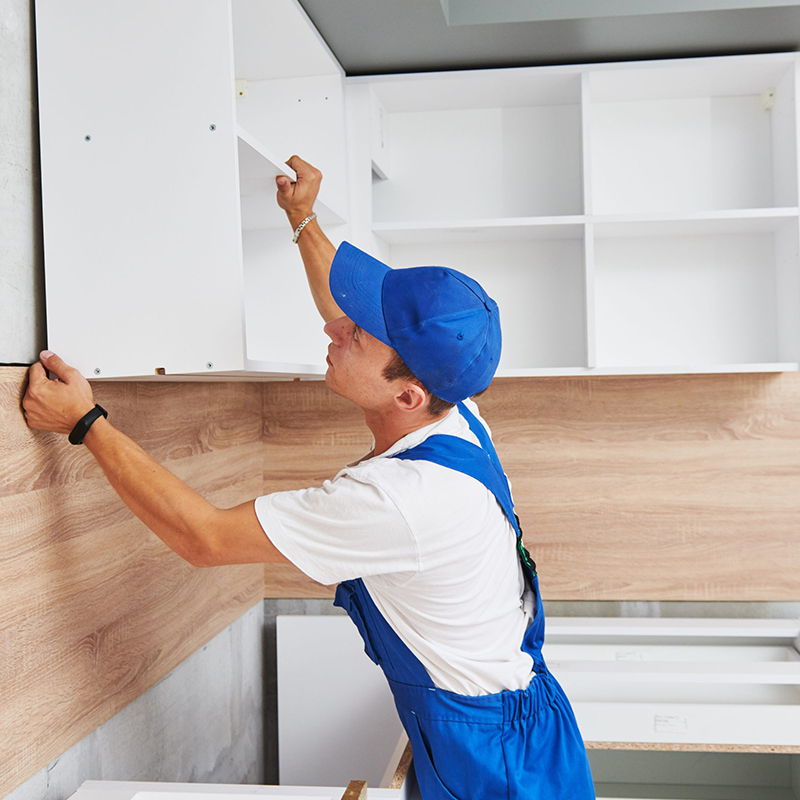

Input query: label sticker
[654,715,689,734]
[615,650,644,661]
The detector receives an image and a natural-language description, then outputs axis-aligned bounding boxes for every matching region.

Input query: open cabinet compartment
[588,55,799,215]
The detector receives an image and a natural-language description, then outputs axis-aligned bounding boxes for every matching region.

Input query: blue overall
[334,402,595,800]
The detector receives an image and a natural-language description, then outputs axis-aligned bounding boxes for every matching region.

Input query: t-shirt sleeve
[253,468,419,586]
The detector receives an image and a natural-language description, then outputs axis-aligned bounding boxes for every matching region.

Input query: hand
[23,351,96,435]
[275,155,322,227]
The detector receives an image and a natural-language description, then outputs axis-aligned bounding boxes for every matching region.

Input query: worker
[22,156,595,799]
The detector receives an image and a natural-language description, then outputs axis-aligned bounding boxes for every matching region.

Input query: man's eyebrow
[354,323,363,335]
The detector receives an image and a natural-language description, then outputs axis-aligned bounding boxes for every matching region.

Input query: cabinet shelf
[237,125,346,231]
[372,217,586,244]
[494,363,800,378]
[593,208,800,237]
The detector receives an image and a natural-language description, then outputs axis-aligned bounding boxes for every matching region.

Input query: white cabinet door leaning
[35,0,800,379]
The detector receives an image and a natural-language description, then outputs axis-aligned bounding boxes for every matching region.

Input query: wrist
[287,209,315,229]
[82,415,111,447]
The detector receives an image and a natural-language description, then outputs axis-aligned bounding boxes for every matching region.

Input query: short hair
[382,349,455,418]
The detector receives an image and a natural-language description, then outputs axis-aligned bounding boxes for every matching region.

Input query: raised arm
[275,155,343,323]
[23,352,289,568]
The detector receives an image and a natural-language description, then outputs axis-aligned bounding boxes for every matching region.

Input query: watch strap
[68,404,108,445]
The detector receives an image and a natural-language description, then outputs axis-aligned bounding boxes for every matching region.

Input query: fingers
[28,360,47,386]
[286,155,321,183]
[276,175,293,195]
[39,350,76,383]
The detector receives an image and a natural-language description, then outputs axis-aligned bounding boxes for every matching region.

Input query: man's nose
[324,315,349,342]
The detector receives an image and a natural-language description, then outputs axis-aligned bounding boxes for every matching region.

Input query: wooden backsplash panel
[0,369,265,798]
[262,381,370,599]
[262,373,800,602]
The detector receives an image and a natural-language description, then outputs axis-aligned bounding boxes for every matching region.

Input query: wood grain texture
[585,742,800,753]
[0,369,264,798]
[262,381,370,599]
[261,373,800,601]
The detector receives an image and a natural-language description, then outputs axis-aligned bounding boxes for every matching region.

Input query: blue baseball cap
[329,241,502,403]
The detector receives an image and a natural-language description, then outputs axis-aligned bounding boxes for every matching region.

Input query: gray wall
[5,603,265,800]
[1,0,46,365]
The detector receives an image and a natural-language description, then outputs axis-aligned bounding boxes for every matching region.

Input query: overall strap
[393,404,537,586]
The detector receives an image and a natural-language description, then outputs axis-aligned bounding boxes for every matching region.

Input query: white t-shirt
[254,399,536,697]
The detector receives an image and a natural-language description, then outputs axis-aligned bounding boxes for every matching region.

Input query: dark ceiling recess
[297,0,800,76]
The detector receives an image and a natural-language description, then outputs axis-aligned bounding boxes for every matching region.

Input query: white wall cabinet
[35,1,800,380]
[35,0,348,380]
[347,54,800,377]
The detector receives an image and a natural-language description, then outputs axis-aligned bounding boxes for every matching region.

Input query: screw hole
[209,124,217,131]
[85,135,92,142]
[206,362,214,370]
[93,367,101,375]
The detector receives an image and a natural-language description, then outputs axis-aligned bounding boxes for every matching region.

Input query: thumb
[276,175,292,195]
[40,350,75,382]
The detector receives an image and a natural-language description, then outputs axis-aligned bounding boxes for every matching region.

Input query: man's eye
[353,327,359,340]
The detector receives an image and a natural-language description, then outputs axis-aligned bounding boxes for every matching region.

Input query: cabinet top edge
[346,50,800,85]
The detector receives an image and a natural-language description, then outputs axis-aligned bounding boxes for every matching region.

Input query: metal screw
[94,367,101,375]
[209,124,216,131]
[206,362,213,369]
[85,135,92,141]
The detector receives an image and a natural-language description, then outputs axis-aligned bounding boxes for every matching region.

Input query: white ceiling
[296,0,800,76]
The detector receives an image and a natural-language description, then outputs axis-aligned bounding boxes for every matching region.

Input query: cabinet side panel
[36,0,245,378]
[775,219,800,363]
[771,62,798,209]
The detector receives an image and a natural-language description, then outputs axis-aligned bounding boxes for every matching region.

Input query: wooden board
[0,368,265,799]
[262,372,800,601]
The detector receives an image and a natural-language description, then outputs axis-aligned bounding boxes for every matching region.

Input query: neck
[364,407,446,456]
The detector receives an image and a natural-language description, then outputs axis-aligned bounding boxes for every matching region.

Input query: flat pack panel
[572,701,800,746]
[389,240,588,369]
[594,232,780,367]
[277,616,404,788]
[36,0,245,378]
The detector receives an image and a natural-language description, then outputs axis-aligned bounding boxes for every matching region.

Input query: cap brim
[329,242,392,346]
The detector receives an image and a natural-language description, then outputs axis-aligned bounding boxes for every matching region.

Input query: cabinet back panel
[262,373,800,601]
[591,96,775,214]
[372,105,583,222]
[594,233,779,367]
[389,240,588,369]
[242,230,332,367]
[368,69,583,113]
[589,56,796,103]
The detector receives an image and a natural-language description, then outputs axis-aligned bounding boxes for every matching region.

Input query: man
[23,157,595,799]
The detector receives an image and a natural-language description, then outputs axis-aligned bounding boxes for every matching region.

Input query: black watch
[68,404,108,445]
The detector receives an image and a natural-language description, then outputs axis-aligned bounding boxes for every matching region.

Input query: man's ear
[395,381,428,413]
